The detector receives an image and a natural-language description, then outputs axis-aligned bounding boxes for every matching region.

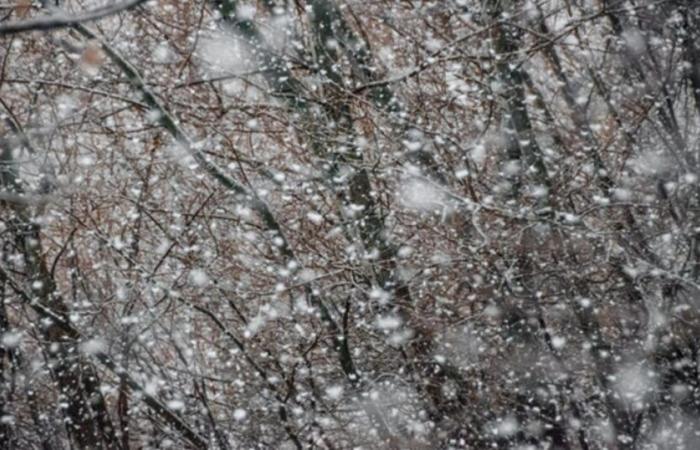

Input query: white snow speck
[399,179,445,212]
[199,32,252,76]
[455,168,470,179]
[622,29,646,55]
[551,336,566,349]
[167,399,185,411]
[298,268,317,282]
[397,246,413,258]
[471,144,486,164]
[493,416,519,437]
[80,338,106,355]
[325,385,344,400]
[612,188,631,201]
[0,415,14,425]
[1,332,22,349]
[153,43,173,63]
[306,212,323,224]
[189,269,210,286]
[233,408,247,421]
[236,4,256,20]
[376,315,402,330]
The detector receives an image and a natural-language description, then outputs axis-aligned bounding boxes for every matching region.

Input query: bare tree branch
[0,0,148,35]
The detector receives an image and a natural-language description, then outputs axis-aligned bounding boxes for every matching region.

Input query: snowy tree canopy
[2,0,700,449]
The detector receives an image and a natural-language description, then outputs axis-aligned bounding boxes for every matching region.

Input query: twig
[0,0,149,35]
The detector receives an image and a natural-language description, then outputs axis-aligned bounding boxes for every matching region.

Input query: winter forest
[3,0,700,448]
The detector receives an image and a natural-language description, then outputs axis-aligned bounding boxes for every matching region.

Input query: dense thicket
[2,1,700,448]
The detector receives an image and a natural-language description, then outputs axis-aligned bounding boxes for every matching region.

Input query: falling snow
[1,1,700,449]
